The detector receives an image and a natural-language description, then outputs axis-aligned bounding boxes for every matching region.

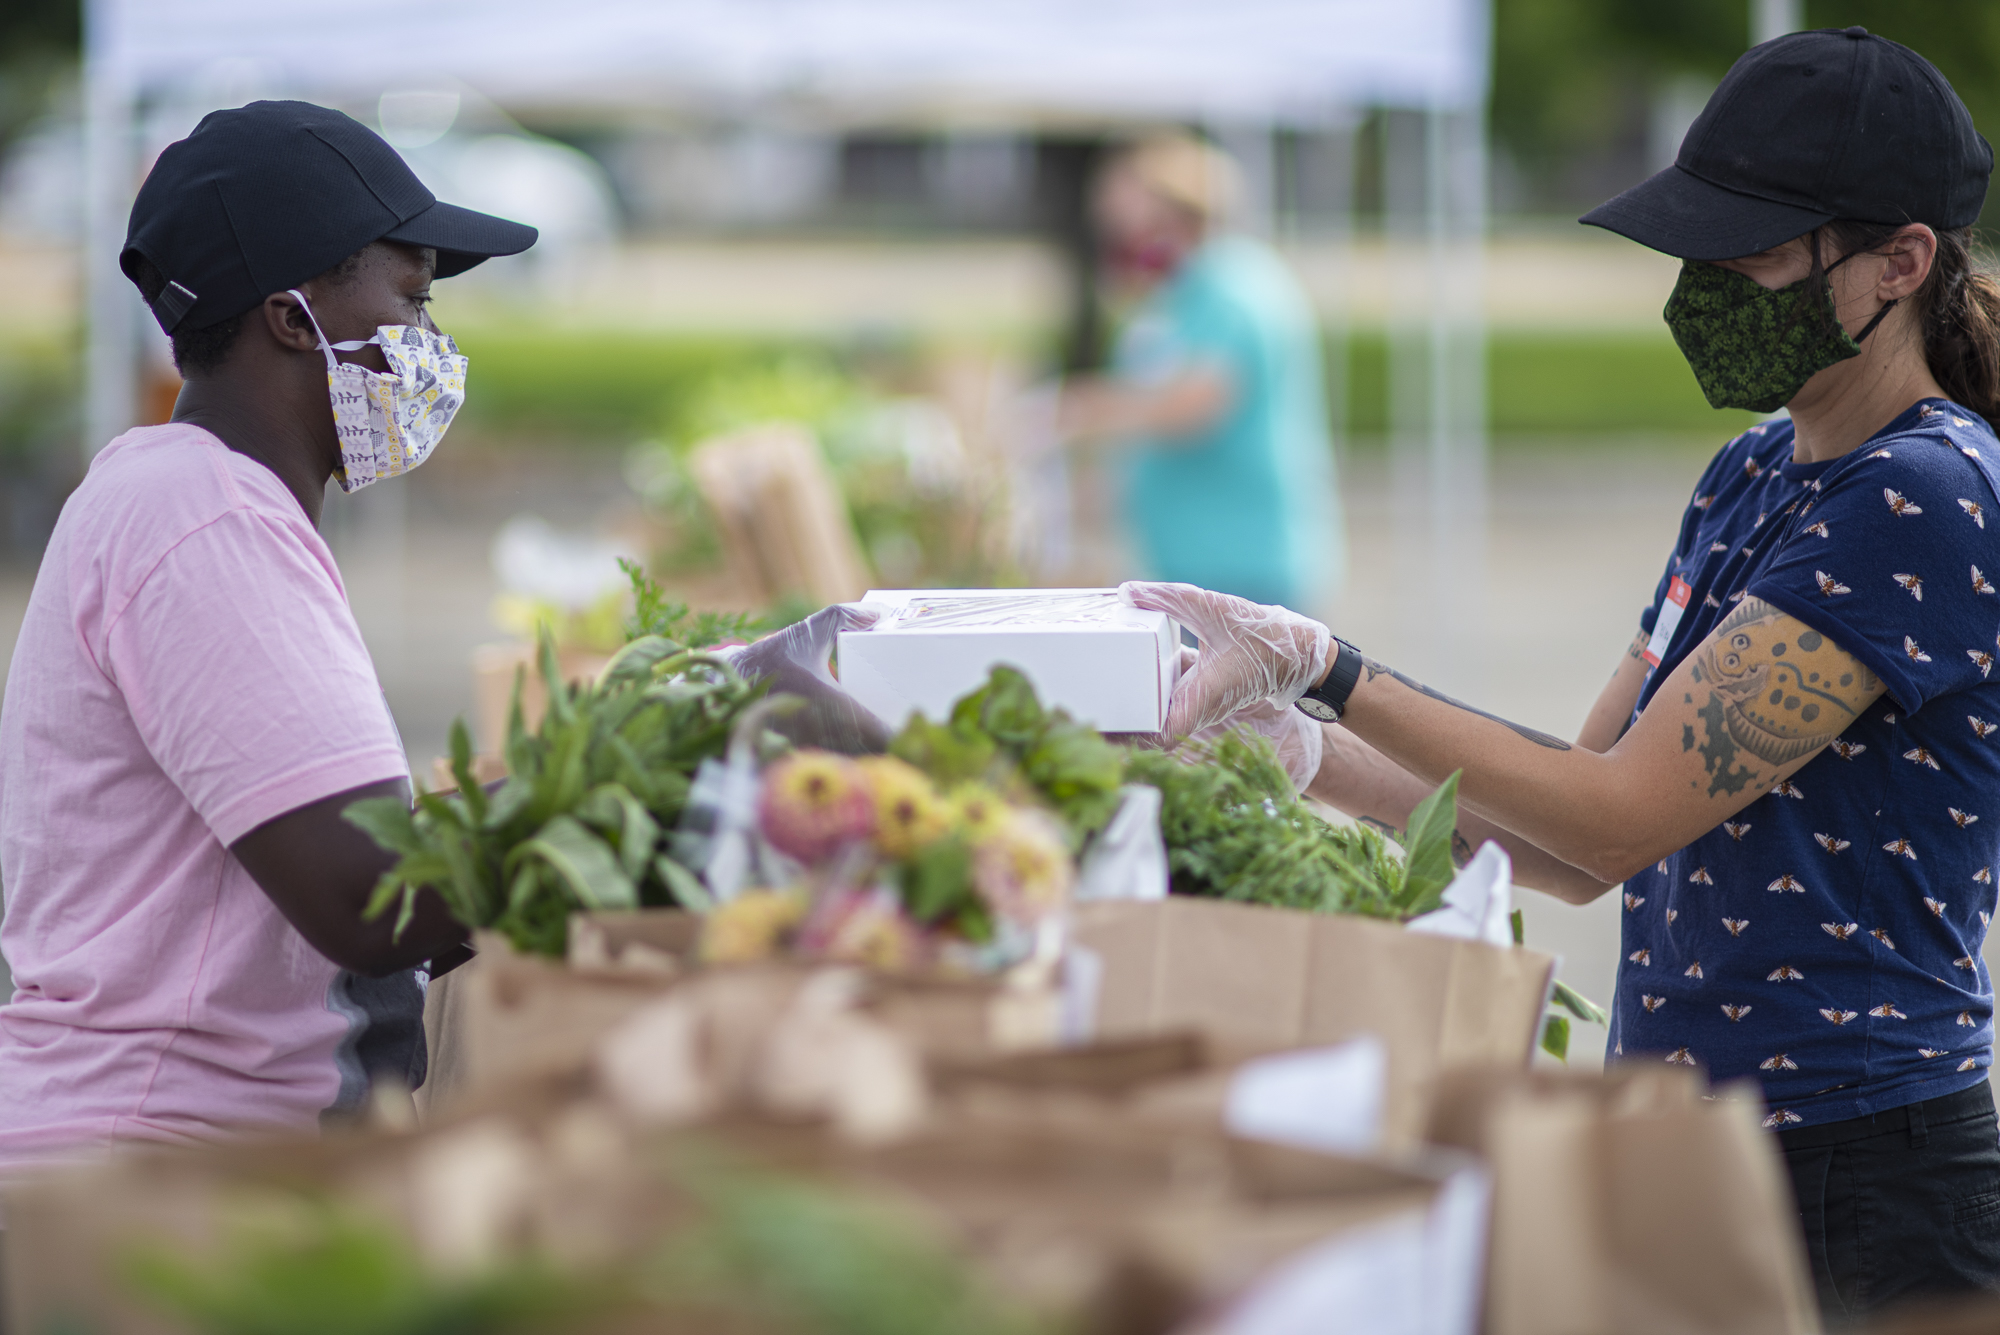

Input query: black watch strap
[1295,638,1362,723]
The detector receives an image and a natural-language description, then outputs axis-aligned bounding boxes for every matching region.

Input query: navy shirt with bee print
[1616,398,2000,1129]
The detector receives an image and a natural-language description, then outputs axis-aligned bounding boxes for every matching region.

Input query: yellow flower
[857,756,952,858]
[700,889,806,963]
[949,783,1013,846]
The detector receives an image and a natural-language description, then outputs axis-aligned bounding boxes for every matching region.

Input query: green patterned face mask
[1663,258,1896,413]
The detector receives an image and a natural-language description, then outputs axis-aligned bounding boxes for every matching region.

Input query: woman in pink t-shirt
[0,101,536,1169]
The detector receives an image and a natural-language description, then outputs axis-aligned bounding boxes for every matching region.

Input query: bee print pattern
[1769,965,1805,981]
[1666,909,1678,924]
[1821,1009,1860,1025]
[1972,716,1997,738]
[1624,892,1645,911]
[1905,746,1942,770]
[1971,650,1996,678]
[1885,488,1923,516]
[1920,1048,1951,1058]
[1976,867,1993,885]
[1666,1048,1697,1066]
[1951,808,1981,828]
[1629,948,1652,966]
[1724,822,1752,841]
[1976,566,1996,595]
[1642,994,1666,1012]
[1832,740,1867,760]
[1927,897,1949,917]
[1774,780,1805,799]
[1955,956,1979,971]
[1722,1004,1752,1021]
[1905,638,1933,664]
[1703,592,1724,609]
[1961,1058,1981,1072]
[1815,833,1851,853]
[1872,929,1897,950]
[1804,521,1830,538]
[1816,570,1851,596]
[1724,917,1749,936]
[1870,1003,1908,1019]
[1822,922,1860,940]
[1765,1109,1804,1128]
[1768,874,1806,893]
[1961,498,1986,528]
[1761,1054,1799,1071]
[1689,867,1714,885]
[1685,962,1704,979]
[1959,1012,1976,1027]
[1894,573,1925,600]
[1883,838,1918,860]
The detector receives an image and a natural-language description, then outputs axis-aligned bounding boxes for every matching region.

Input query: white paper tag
[1224,1038,1386,1156]
[1643,576,1693,667]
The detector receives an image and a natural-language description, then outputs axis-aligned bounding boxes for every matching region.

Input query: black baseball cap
[1582,27,1992,261]
[121,100,538,334]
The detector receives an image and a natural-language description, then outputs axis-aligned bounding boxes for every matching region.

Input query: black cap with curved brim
[122,100,537,334]
[1582,27,1991,261]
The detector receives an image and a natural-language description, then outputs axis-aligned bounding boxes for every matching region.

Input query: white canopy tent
[82,0,1492,674]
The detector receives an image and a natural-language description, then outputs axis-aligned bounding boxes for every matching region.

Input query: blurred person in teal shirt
[1055,134,1344,614]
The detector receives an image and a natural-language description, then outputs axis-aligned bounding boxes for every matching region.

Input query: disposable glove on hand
[719,603,890,755]
[1120,581,1334,739]
[1191,693,1327,793]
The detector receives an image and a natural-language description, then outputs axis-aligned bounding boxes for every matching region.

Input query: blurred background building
[1,0,1997,1049]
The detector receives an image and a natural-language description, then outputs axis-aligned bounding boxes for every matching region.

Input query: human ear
[259,291,321,355]
[1876,225,1937,302]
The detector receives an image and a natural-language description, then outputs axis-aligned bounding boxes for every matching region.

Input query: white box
[837,588,1181,734]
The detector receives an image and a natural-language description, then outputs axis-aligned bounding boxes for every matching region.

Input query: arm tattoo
[1683,596,1880,797]
[1361,657,1573,750]
[1626,632,1648,662]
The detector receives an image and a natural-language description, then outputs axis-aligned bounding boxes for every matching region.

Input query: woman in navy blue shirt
[1133,29,2000,1319]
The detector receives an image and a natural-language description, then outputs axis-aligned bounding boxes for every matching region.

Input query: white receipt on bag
[1224,1037,1386,1156]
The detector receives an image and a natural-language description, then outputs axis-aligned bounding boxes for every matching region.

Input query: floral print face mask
[1662,255,1896,414]
[288,288,468,494]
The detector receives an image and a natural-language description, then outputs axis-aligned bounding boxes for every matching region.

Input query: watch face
[1295,696,1340,723]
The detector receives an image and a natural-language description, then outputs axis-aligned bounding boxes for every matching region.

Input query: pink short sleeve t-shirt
[0,424,415,1174]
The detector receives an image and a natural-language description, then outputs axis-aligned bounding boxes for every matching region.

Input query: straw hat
[1117,133,1241,226]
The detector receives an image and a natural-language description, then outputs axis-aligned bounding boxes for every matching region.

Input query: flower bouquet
[700,750,1075,975]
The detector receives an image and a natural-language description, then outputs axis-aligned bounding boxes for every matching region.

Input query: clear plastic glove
[1119,581,1334,739]
[1192,694,1326,793]
[719,604,890,755]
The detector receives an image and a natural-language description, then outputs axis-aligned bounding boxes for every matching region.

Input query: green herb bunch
[347,633,766,957]
[1125,731,1462,921]
[887,665,1127,850]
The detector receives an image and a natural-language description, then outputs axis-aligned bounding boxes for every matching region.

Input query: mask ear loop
[284,289,377,371]
[1820,245,1901,345]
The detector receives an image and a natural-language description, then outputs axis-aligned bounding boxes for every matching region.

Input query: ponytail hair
[1827,220,2000,423]
[1915,228,2000,424]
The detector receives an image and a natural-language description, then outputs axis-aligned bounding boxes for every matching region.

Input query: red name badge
[1644,577,1692,667]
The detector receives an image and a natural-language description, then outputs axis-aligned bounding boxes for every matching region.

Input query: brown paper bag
[440,912,1060,1109]
[1427,1066,1820,1335]
[1071,897,1556,1147]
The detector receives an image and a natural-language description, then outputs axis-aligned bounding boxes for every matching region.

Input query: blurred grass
[444,323,1761,450]
[1344,329,1762,441]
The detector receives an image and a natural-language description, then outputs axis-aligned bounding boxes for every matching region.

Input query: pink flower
[758,751,875,863]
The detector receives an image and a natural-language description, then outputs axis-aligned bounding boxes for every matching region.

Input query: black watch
[1295,638,1362,723]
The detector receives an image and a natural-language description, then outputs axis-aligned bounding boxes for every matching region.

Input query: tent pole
[82,0,138,461]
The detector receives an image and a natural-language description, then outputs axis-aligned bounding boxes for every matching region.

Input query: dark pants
[1779,1081,2000,1323]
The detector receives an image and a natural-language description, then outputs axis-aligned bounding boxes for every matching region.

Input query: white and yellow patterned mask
[288,289,468,494]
